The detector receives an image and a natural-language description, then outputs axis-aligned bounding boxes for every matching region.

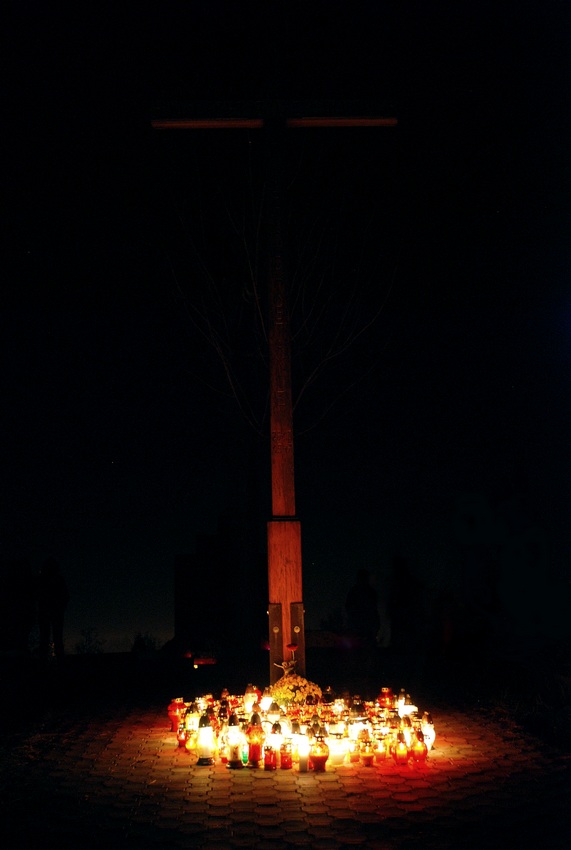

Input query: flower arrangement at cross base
[269,674,322,707]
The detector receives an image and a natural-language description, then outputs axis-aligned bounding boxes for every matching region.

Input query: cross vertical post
[265,113,304,679]
[151,103,396,683]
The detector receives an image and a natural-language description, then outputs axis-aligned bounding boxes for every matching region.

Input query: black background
[2,2,570,656]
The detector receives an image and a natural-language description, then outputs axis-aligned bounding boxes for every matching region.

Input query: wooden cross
[151,101,397,681]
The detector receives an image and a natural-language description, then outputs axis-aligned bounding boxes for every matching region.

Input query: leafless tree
[152,129,401,436]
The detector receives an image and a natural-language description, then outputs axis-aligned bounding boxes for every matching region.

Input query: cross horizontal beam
[151,116,397,130]
[151,118,265,129]
[286,116,397,127]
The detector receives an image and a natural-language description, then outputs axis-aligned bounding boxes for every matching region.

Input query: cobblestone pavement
[1,686,569,850]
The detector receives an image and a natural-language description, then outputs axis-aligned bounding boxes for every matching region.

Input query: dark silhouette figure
[0,559,36,655]
[343,569,381,687]
[37,558,69,663]
[345,569,381,649]
[386,555,426,653]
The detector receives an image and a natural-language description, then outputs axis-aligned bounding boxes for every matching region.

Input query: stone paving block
[280,817,312,832]
[282,830,316,845]
[208,815,236,830]
[256,787,283,800]
[281,800,305,813]
[278,788,302,799]
[326,810,360,823]
[305,812,334,825]
[301,801,330,814]
[389,789,422,803]
[332,832,370,845]
[310,839,345,850]
[255,839,290,850]
[318,788,351,800]
[376,772,409,785]
[404,776,432,788]
[255,812,286,827]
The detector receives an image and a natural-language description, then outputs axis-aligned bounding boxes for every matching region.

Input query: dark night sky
[2,2,570,653]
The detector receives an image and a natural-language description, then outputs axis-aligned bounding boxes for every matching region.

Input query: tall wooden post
[266,116,305,680]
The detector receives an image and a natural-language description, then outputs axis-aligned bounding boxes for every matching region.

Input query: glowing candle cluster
[168,683,436,771]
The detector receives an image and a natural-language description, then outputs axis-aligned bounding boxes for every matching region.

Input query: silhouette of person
[345,568,381,650]
[0,559,36,656]
[37,558,69,663]
[386,555,427,655]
